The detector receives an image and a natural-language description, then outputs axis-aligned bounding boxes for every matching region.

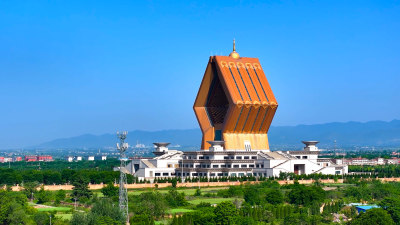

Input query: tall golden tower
[193,41,278,150]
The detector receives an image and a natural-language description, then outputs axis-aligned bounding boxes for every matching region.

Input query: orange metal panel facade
[193,54,278,150]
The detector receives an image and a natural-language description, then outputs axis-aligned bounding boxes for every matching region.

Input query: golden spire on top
[229,39,240,59]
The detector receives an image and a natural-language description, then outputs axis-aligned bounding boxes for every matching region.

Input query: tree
[22,181,39,201]
[7,203,28,225]
[165,189,187,207]
[349,208,394,225]
[130,214,154,225]
[36,186,53,204]
[131,191,167,219]
[214,201,237,224]
[71,175,92,201]
[70,198,124,225]
[171,178,177,188]
[244,186,262,205]
[33,212,50,225]
[283,213,309,225]
[194,188,202,196]
[379,197,400,224]
[287,183,325,206]
[70,212,87,225]
[55,189,66,204]
[265,189,283,205]
[90,198,125,223]
[42,170,62,185]
[101,183,118,198]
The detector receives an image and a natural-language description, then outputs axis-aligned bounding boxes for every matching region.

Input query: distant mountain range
[32,120,400,150]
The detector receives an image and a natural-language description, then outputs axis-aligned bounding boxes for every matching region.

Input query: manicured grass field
[168,208,195,213]
[56,213,73,220]
[155,220,169,225]
[37,206,72,212]
[187,197,239,205]
[128,187,227,196]
[324,183,355,187]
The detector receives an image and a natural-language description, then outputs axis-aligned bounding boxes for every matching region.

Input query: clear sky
[0,0,399,148]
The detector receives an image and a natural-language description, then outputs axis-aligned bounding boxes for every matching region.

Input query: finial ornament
[229,39,240,59]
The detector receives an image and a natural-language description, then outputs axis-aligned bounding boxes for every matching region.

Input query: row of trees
[0,159,120,171]
[5,163,400,186]
[349,164,400,176]
[0,168,137,185]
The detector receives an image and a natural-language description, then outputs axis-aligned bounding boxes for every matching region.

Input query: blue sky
[0,0,399,148]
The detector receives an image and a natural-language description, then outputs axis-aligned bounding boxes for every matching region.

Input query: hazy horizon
[1,118,399,149]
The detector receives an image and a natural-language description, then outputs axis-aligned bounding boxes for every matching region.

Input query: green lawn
[187,197,239,205]
[155,220,169,225]
[324,183,355,187]
[56,213,73,220]
[37,206,72,212]
[168,208,195,213]
[92,191,104,197]
[128,187,227,196]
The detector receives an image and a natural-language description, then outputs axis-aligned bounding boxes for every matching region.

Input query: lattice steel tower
[117,131,129,223]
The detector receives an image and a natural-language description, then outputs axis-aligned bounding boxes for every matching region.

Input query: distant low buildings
[387,158,400,164]
[342,157,400,165]
[0,155,53,163]
[96,155,107,161]
[14,156,22,162]
[65,155,107,162]
[24,155,37,162]
[37,155,53,161]
[0,157,13,163]
[0,154,109,163]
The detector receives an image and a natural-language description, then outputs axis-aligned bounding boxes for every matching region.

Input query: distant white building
[96,155,107,161]
[76,156,82,161]
[87,156,95,161]
[3,157,13,163]
[66,156,74,162]
[125,141,348,181]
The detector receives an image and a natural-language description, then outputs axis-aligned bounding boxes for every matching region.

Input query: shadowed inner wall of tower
[205,73,229,140]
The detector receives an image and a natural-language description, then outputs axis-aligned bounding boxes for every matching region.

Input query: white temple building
[125,141,348,181]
